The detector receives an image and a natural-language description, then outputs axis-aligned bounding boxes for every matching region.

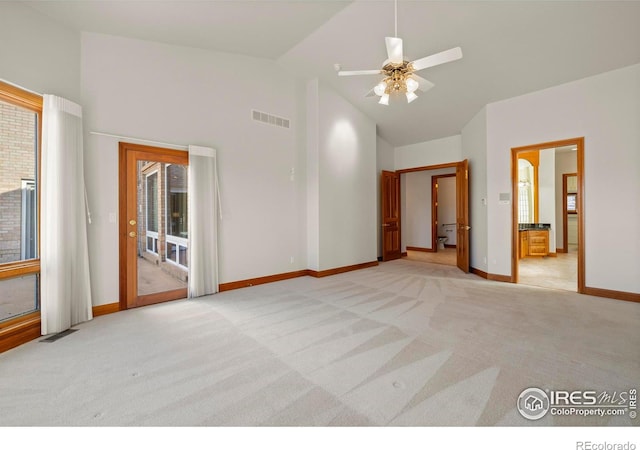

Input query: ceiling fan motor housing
[382,61,413,94]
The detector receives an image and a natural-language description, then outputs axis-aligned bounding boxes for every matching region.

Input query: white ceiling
[26,0,640,147]
[25,1,351,59]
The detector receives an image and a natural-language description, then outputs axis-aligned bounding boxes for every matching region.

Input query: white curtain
[188,145,219,297]
[41,95,93,335]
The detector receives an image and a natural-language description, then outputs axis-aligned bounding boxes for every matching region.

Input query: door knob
[129,219,136,226]
[129,231,137,238]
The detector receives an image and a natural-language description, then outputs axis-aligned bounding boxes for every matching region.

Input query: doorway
[119,142,189,309]
[511,138,584,293]
[432,173,457,262]
[562,173,578,254]
[381,160,470,272]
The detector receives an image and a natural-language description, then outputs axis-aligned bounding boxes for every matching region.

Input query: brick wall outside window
[0,100,36,264]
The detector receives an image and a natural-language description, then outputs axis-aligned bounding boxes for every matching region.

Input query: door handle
[382,224,391,227]
[459,225,471,230]
[129,231,137,238]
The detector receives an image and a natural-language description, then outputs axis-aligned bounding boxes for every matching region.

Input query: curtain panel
[41,95,92,335]
[187,145,219,297]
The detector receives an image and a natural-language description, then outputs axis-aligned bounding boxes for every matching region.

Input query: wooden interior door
[456,160,470,272]
[119,142,189,309]
[381,170,401,261]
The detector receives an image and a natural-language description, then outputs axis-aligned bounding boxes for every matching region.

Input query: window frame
[0,80,43,349]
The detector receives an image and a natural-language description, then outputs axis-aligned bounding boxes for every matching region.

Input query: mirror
[517,151,539,224]
[518,159,535,223]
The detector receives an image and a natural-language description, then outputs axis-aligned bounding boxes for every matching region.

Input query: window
[165,164,188,268]
[517,157,536,224]
[145,171,159,253]
[146,172,158,233]
[518,182,532,223]
[567,193,577,214]
[0,80,42,339]
[21,179,37,260]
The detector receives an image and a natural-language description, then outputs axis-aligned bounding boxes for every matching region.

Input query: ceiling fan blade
[411,47,462,71]
[412,75,435,92]
[338,69,382,77]
[385,37,404,64]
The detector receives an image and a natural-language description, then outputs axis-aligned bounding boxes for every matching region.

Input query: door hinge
[465,170,468,179]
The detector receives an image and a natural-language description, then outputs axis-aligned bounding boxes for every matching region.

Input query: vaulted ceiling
[26,1,640,146]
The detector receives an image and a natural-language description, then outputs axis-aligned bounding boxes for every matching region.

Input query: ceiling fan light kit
[337,0,462,105]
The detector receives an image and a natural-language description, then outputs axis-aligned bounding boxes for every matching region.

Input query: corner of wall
[306,79,320,271]
[461,106,489,272]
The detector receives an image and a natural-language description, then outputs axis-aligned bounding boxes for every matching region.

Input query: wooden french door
[456,160,470,273]
[381,170,402,261]
[119,142,189,309]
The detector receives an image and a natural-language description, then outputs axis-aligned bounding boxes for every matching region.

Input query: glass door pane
[136,161,188,297]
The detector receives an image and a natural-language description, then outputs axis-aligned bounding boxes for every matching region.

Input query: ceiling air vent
[251,109,290,129]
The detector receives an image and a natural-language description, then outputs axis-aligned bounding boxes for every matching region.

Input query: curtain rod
[89,131,188,150]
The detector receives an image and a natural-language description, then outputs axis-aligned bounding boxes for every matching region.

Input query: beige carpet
[0,259,638,426]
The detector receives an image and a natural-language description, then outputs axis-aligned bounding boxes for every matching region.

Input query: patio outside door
[119,142,189,309]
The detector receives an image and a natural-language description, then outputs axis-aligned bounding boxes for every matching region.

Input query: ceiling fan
[337,0,462,105]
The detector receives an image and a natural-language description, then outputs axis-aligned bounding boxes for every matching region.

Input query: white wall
[555,151,577,249]
[461,107,488,272]
[0,2,80,102]
[306,79,320,271]
[316,82,377,270]
[567,216,578,246]
[486,63,640,293]
[376,135,394,258]
[395,135,462,170]
[403,171,431,250]
[81,33,307,304]
[538,148,556,252]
